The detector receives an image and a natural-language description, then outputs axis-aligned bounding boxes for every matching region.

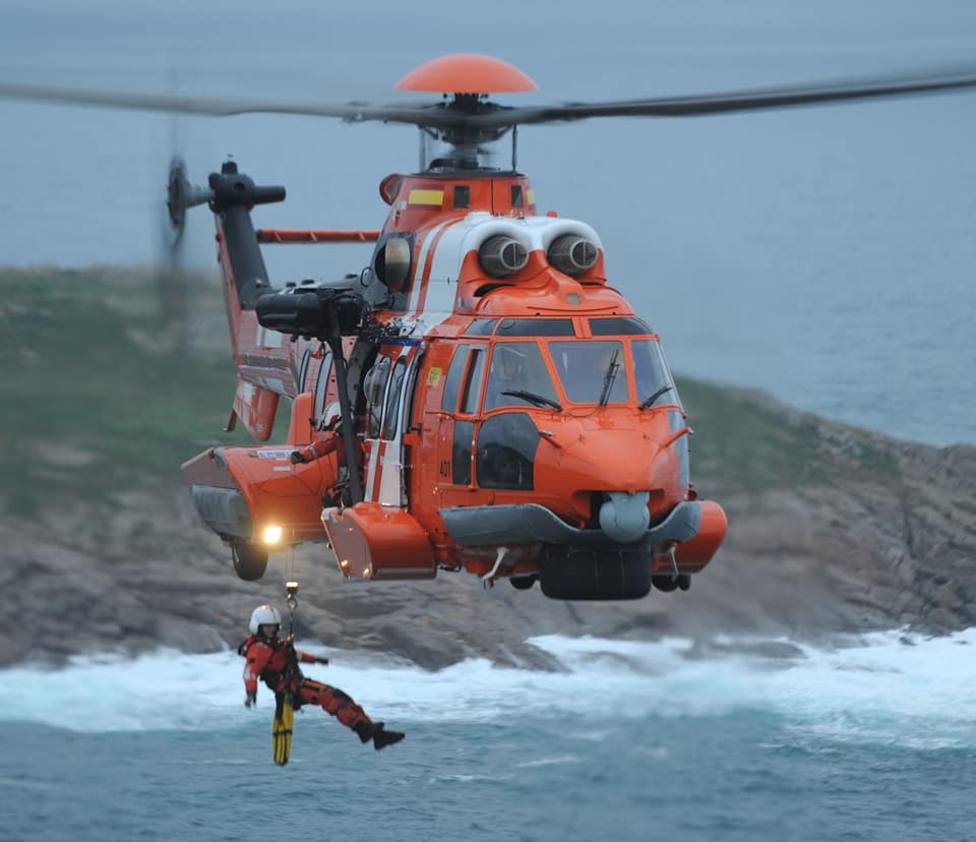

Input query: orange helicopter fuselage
[181,167,727,599]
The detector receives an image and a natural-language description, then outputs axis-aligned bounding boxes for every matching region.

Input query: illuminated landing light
[262,525,283,546]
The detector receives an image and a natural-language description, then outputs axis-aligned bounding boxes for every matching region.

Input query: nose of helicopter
[530,408,688,526]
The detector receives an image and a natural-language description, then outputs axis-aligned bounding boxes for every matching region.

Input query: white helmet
[249,604,282,635]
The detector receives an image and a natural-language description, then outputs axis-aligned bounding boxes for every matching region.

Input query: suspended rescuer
[240,604,405,751]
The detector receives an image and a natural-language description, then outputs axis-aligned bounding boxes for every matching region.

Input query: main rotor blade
[474,66,976,127]
[3,65,975,132]
[0,82,450,126]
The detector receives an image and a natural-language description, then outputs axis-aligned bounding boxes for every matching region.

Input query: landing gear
[510,575,538,591]
[651,574,691,592]
[231,540,269,581]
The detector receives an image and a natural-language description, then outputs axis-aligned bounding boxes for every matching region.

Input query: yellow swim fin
[272,693,294,766]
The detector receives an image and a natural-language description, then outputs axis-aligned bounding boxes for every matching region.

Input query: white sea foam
[516,755,581,768]
[2,629,975,748]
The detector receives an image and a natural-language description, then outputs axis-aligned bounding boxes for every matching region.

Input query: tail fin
[210,158,283,326]
[206,161,293,441]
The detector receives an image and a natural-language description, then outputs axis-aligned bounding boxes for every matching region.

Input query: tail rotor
[155,155,213,353]
[165,155,212,246]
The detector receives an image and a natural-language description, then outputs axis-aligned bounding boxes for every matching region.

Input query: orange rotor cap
[396,54,538,94]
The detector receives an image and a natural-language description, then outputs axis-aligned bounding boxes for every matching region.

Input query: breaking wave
[2,629,975,748]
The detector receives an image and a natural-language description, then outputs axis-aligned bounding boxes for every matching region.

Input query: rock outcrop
[5,393,974,671]
[2,268,973,669]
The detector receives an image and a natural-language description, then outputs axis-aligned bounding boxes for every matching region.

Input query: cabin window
[313,350,334,425]
[298,348,311,392]
[484,342,559,411]
[452,421,474,485]
[381,357,407,440]
[441,346,469,413]
[589,316,653,336]
[633,339,679,408]
[511,185,524,209]
[454,185,470,209]
[549,341,627,404]
[459,348,486,415]
[476,413,538,490]
[365,356,391,438]
[496,318,574,337]
[402,352,422,433]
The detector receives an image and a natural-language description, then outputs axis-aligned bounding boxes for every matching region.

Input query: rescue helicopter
[4,55,976,600]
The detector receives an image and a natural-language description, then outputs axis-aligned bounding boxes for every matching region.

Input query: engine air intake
[479,235,528,278]
[548,234,598,276]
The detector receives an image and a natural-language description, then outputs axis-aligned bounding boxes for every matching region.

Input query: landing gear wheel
[652,573,692,592]
[231,540,269,581]
[510,575,538,591]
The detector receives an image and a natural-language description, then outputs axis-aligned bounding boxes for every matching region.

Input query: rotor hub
[396,54,537,94]
[398,57,536,169]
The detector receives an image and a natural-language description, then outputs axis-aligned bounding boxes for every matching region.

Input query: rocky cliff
[2,268,973,669]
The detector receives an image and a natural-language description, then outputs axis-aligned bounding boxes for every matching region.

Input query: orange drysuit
[239,634,372,733]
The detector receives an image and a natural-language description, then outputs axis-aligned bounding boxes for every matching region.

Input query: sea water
[2,3,976,838]
[1,0,976,445]
[2,632,975,841]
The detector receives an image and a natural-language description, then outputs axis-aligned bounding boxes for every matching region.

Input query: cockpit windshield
[477,336,677,412]
[549,341,628,404]
[484,342,561,411]
[633,339,679,408]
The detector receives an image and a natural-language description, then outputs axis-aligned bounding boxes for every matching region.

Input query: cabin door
[433,341,488,508]
[362,343,420,507]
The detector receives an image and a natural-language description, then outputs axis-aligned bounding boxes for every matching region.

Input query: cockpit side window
[459,348,486,415]
[483,342,559,411]
[632,339,679,408]
[441,346,469,413]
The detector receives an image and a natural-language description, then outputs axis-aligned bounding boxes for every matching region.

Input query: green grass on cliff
[0,267,257,513]
[678,378,898,493]
[0,267,897,516]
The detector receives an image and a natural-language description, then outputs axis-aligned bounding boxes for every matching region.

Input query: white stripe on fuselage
[408,219,453,315]
[402,214,603,337]
[364,441,381,502]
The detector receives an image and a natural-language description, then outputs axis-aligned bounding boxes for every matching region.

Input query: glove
[290,450,309,464]
[244,691,257,708]
[314,656,330,665]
